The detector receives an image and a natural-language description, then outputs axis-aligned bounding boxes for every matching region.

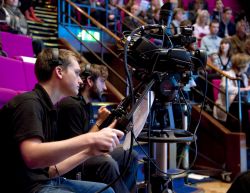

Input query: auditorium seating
[212,79,221,101]
[0,31,34,58]
[0,56,37,107]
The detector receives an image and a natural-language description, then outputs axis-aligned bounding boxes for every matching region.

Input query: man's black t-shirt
[1,84,57,193]
[57,96,93,179]
[57,96,92,139]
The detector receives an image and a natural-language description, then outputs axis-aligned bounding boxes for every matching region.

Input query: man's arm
[19,125,124,172]
[90,106,110,132]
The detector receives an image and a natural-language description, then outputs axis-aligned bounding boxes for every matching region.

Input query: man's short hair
[35,48,79,82]
[209,19,219,26]
[80,63,108,81]
[223,7,232,14]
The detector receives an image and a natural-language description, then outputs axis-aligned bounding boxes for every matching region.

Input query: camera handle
[99,76,157,133]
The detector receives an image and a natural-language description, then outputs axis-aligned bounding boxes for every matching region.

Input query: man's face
[216,0,223,11]
[89,76,107,101]
[131,5,140,16]
[210,22,219,35]
[61,57,82,97]
[223,10,232,22]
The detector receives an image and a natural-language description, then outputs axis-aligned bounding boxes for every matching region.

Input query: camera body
[125,24,206,101]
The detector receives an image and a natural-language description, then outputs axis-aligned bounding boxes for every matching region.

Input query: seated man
[57,63,139,193]
[0,48,123,193]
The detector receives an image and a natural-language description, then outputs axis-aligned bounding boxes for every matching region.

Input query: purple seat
[0,31,34,58]
[212,79,221,101]
[0,56,27,91]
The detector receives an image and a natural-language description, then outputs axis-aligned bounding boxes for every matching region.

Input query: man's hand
[86,121,124,156]
[96,106,111,126]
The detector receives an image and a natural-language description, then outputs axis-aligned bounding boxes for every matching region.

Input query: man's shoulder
[1,91,41,118]
[8,91,40,106]
[58,96,83,108]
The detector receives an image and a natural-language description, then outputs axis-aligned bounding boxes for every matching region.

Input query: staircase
[27,2,59,48]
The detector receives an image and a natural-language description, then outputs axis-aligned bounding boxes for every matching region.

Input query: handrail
[69,15,120,59]
[61,25,127,84]
[115,4,147,26]
[65,0,122,46]
[106,81,125,101]
[205,59,243,131]
[206,59,240,81]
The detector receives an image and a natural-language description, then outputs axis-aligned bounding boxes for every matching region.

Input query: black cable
[95,25,150,193]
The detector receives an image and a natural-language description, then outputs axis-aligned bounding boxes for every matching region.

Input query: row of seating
[0,56,37,107]
[0,31,34,58]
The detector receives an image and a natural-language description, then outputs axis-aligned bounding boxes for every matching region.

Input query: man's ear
[55,66,63,79]
[86,76,94,87]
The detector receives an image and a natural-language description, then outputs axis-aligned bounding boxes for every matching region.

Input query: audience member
[193,9,210,47]
[244,38,250,82]
[230,19,250,54]
[144,0,161,24]
[57,63,138,193]
[181,19,198,51]
[218,7,236,38]
[108,0,123,29]
[187,0,208,24]
[150,7,160,24]
[123,3,141,31]
[200,19,222,56]
[210,37,232,72]
[171,7,184,35]
[211,0,224,22]
[0,48,123,193]
[213,54,250,140]
[19,0,43,22]
[2,0,44,56]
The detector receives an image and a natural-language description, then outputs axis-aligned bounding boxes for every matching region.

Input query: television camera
[100,22,207,133]
[99,3,207,193]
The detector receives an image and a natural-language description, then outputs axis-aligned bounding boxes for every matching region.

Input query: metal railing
[204,61,242,131]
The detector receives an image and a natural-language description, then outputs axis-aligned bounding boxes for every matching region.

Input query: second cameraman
[56,63,139,193]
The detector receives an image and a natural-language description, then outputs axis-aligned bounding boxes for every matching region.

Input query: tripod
[138,101,194,193]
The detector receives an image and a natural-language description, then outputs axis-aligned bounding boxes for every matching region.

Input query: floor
[137,176,232,193]
[195,180,231,193]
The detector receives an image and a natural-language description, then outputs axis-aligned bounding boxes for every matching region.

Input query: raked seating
[0,31,34,58]
[0,56,37,107]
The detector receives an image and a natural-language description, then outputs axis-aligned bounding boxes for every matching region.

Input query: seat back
[212,79,221,101]
[0,56,27,91]
[0,31,34,58]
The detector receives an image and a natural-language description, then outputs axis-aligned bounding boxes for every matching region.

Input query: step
[27,21,58,28]
[35,9,58,16]
[32,36,57,40]
[28,25,57,32]
[44,42,60,48]
[29,30,56,36]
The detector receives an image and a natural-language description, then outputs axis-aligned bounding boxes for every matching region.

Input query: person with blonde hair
[213,53,250,144]
[193,9,210,47]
